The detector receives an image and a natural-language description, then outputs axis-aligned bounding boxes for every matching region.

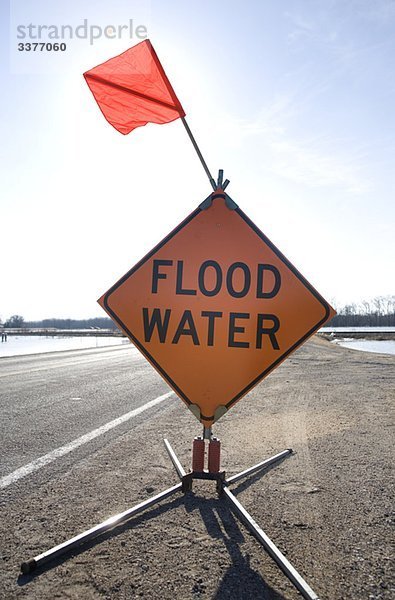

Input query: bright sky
[1,0,394,321]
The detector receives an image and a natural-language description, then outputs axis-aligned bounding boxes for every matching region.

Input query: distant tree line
[27,317,119,330]
[1,315,119,330]
[327,295,395,327]
[1,295,394,329]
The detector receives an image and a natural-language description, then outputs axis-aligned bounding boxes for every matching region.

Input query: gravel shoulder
[1,337,394,599]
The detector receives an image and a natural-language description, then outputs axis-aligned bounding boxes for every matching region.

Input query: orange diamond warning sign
[99,191,335,425]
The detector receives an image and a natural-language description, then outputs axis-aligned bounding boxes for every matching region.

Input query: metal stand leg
[163,438,194,492]
[21,437,320,600]
[226,449,293,485]
[171,437,318,599]
[164,438,186,478]
[223,486,320,600]
[21,482,182,575]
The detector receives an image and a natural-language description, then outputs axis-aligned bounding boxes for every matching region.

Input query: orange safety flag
[84,39,185,135]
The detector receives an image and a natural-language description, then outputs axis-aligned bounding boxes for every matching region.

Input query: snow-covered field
[1,332,394,358]
[335,339,395,355]
[321,326,395,333]
[0,335,129,358]
[319,327,395,355]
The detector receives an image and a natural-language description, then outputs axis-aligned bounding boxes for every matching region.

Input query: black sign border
[103,197,331,422]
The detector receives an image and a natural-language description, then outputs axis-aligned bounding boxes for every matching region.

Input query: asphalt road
[0,345,175,484]
[1,339,393,600]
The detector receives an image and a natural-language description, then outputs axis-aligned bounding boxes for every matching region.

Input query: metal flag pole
[181,116,217,191]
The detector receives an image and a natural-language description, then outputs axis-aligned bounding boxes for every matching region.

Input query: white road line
[0,391,174,489]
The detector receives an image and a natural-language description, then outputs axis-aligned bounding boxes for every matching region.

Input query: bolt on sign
[99,191,335,425]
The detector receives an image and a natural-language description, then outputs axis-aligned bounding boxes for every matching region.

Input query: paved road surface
[0,338,393,599]
[0,345,175,482]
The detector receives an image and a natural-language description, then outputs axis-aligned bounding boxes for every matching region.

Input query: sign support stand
[21,437,320,600]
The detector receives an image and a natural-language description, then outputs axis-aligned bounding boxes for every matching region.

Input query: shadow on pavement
[17,458,290,598]
[16,491,186,586]
[184,493,288,600]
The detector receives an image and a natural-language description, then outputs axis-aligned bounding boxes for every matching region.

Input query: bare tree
[5,315,25,328]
